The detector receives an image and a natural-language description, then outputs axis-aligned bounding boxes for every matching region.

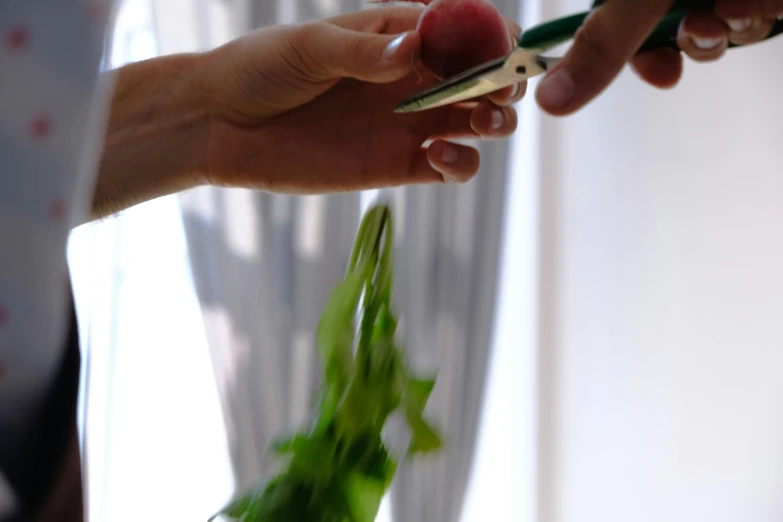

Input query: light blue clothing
[0,1,113,516]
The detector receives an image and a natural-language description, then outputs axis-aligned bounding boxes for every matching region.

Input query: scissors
[393,0,783,113]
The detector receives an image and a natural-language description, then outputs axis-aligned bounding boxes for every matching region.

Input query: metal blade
[393,49,559,113]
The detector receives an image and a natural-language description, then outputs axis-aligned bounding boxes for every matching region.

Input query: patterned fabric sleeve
[0,1,113,518]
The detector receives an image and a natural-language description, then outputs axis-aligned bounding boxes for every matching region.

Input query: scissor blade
[393,49,558,113]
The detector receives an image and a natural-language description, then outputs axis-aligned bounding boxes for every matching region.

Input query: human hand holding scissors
[395,0,783,115]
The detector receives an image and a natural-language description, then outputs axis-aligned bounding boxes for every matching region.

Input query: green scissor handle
[518,0,783,54]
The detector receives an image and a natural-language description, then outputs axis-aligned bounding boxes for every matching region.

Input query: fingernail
[383,34,407,60]
[441,143,458,164]
[692,36,725,50]
[727,18,752,32]
[509,82,520,100]
[537,68,575,109]
[491,110,504,130]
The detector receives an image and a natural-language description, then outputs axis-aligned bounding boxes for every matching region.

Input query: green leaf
[403,377,443,455]
[339,431,397,484]
[285,435,341,484]
[209,494,251,522]
[313,268,366,430]
[344,472,388,522]
[209,479,273,522]
[268,433,304,455]
[316,268,365,365]
[405,377,436,412]
[405,415,443,455]
[208,204,444,522]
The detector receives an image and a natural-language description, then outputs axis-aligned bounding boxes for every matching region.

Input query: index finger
[535,0,675,116]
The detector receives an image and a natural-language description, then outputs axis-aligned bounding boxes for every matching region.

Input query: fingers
[327,4,527,109]
[407,141,481,184]
[536,0,778,109]
[285,22,421,83]
[469,102,518,137]
[411,101,518,139]
[504,17,523,48]
[676,1,778,63]
[630,48,683,88]
[716,0,767,44]
[725,17,777,45]
[535,0,675,115]
[402,100,519,186]
[427,141,480,182]
[676,10,729,62]
[714,0,777,44]
[487,81,528,106]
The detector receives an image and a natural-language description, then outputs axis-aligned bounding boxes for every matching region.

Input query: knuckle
[729,19,775,43]
[343,34,367,67]
[506,19,523,44]
[283,22,326,78]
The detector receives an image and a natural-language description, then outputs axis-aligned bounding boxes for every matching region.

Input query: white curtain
[528,1,783,522]
[148,1,517,520]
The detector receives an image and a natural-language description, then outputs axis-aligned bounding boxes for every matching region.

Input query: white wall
[536,4,783,522]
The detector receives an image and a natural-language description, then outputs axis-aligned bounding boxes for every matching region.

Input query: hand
[201,5,526,193]
[534,0,782,116]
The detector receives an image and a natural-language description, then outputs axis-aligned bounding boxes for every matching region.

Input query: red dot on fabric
[49,198,68,221]
[4,26,30,52]
[0,305,6,326]
[30,115,53,140]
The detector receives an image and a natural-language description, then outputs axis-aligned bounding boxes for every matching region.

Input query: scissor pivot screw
[516,66,526,75]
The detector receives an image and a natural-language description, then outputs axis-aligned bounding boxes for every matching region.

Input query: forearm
[90,52,211,222]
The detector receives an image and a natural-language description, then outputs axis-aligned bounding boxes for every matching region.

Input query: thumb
[535,0,674,116]
[288,22,421,83]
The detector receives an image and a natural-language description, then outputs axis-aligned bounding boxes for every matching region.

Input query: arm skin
[91,52,211,222]
[89,5,525,222]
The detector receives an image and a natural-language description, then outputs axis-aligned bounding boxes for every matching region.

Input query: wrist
[92,52,212,220]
